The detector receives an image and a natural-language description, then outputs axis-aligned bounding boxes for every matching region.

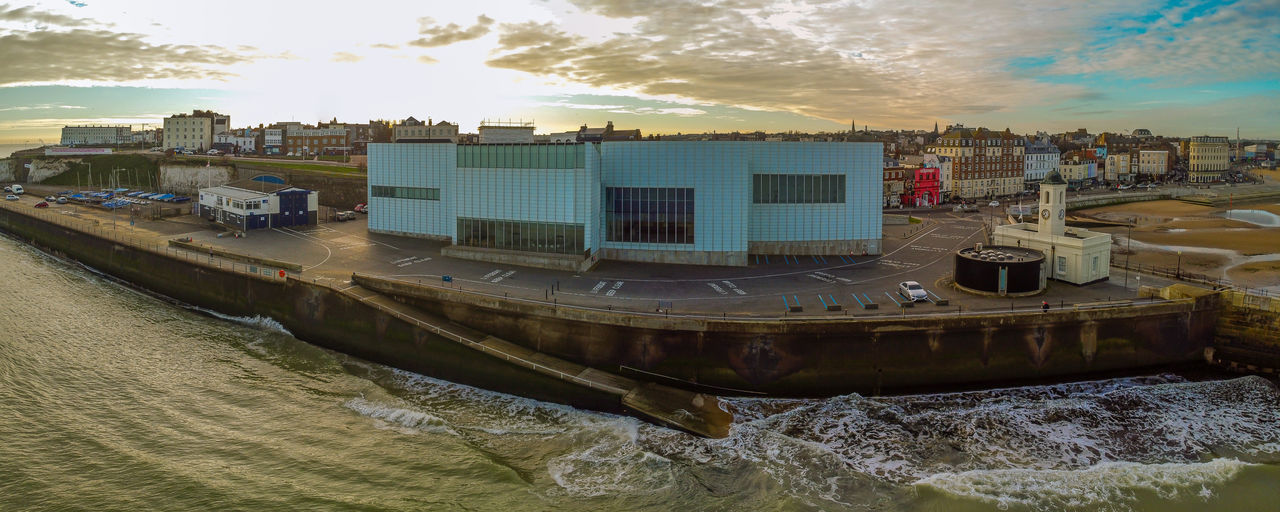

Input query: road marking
[492,270,516,283]
[391,256,415,265]
[879,259,919,269]
[910,246,953,253]
[481,269,501,280]
[708,282,727,294]
[930,233,968,240]
[590,281,607,294]
[807,273,836,283]
[605,281,623,296]
[722,280,747,295]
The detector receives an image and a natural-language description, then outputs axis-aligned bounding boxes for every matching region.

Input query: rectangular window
[456,217,583,255]
[605,187,694,244]
[751,174,846,204]
[1057,256,1067,274]
[371,185,440,201]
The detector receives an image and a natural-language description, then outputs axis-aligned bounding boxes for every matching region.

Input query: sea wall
[159,164,234,194]
[357,274,1219,397]
[0,205,623,412]
[1211,289,1280,374]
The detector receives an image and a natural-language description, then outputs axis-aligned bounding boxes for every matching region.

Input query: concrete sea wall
[357,273,1219,397]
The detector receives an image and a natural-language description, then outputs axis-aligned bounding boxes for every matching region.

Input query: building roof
[1042,168,1067,185]
[200,185,272,201]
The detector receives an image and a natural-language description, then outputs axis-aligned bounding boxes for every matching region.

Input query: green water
[0,234,1277,511]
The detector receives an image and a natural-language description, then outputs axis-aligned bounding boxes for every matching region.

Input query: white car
[4,194,18,201]
[987,200,999,207]
[207,149,222,156]
[898,281,928,302]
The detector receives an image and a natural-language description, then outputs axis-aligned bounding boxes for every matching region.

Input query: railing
[0,201,290,283]
[1110,256,1280,299]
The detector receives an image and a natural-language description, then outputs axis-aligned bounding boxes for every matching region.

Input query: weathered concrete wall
[0,159,14,182]
[1211,289,1280,373]
[0,206,623,412]
[159,164,234,194]
[357,274,1218,397]
[238,165,366,208]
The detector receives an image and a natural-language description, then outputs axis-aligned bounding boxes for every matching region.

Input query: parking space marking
[879,259,919,269]
[929,233,968,240]
[393,255,431,268]
[722,280,747,295]
[807,273,836,283]
[481,269,501,280]
[492,270,516,283]
[910,246,953,253]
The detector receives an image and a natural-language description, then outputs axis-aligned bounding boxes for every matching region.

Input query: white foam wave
[546,426,675,498]
[198,308,293,336]
[915,458,1250,511]
[343,396,456,435]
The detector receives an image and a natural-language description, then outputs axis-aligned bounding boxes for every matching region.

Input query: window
[752,174,845,204]
[1057,256,1067,274]
[371,185,440,201]
[456,218,584,255]
[604,187,694,244]
[1092,256,1099,274]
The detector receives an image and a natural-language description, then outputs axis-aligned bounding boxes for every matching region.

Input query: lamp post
[1176,250,1183,280]
[1124,217,1133,288]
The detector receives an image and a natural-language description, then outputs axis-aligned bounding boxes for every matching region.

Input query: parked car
[987,200,999,207]
[34,201,48,208]
[149,147,164,152]
[354,203,368,213]
[3,186,10,193]
[4,194,18,201]
[181,150,194,155]
[335,210,357,221]
[898,281,928,302]
[207,149,222,156]
[44,195,56,202]
[55,196,68,204]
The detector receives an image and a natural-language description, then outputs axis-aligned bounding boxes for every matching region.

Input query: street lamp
[1124,217,1133,288]
[1176,250,1183,280]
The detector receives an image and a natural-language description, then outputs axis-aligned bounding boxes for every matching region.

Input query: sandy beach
[1079,199,1280,291]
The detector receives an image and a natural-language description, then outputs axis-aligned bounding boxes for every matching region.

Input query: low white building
[196,180,318,231]
[993,170,1111,285]
[60,125,131,145]
[213,133,256,153]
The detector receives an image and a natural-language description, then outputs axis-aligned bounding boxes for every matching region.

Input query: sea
[0,233,1278,511]
[1,143,44,158]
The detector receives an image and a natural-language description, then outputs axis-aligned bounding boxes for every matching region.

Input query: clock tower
[1038,169,1067,237]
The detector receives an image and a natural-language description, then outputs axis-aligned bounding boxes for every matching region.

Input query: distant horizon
[2,1,1276,143]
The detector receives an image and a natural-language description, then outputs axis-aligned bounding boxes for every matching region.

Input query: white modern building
[214,133,256,154]
[993,170,1111,285]
[264,128,285,155]
[60,125,131,145]
[195,180,318,231]
[1189,135,1229,183]
[368,141,884,269]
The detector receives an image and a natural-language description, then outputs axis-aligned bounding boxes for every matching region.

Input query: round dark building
[954,245,1046,296]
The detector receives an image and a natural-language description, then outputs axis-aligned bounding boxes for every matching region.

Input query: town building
[1060,151,1097,186]
[130,129,158,144]
[367,141,884,269]
[213,133,257,154]
[909,166,940,207]
[393,117,459,143]
[932,126,1024,201]
[263,128,285,155]
[162,111,229,152]
[60,125,131,145]
[883,166,906,207]
[1104,153,1133,183]
[923,154,953,199]
[1023,136,1060,184]
[993,169,1111,285]
[285,128,348,156]
[1188,135,1230,183]
[477,120,536,144]
[1137,150,1169,177]
[196,180,317,231]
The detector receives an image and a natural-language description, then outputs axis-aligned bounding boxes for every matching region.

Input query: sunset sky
[0,0,1276,143]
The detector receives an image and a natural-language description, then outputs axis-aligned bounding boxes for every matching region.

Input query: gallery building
[367,141,883,269]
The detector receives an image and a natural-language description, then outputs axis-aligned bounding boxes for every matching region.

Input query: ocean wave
[343,396,456,435]
[914,458,1249,511]
[196,308,294,336]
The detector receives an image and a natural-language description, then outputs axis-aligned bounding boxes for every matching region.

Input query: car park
[898,281,928,302]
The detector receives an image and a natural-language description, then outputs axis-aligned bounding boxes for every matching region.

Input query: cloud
[369,42,400,49]
[0,28,253,86]
[0,104,85,112]
[409,14,494,48]
[416,55,438,64]
[331,51,363,63]
[0,4,92,26]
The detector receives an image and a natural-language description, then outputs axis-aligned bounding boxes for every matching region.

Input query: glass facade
[752,174,845,204]
[604,187,695,244]
[371,185,440,201]
[456,217,586,255]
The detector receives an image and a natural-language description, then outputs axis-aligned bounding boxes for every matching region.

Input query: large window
[752,174,846,204]
[605,187,694,244]
[456,218,585,255]
[371,185,440,201]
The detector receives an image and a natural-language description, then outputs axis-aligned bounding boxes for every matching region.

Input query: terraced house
[932,125,1025,200]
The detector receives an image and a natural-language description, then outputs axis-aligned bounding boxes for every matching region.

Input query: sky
[0,0,1277,143]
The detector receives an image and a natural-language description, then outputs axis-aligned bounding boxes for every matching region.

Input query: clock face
[1041,209,1051,219]
[1058,209,1066,220]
